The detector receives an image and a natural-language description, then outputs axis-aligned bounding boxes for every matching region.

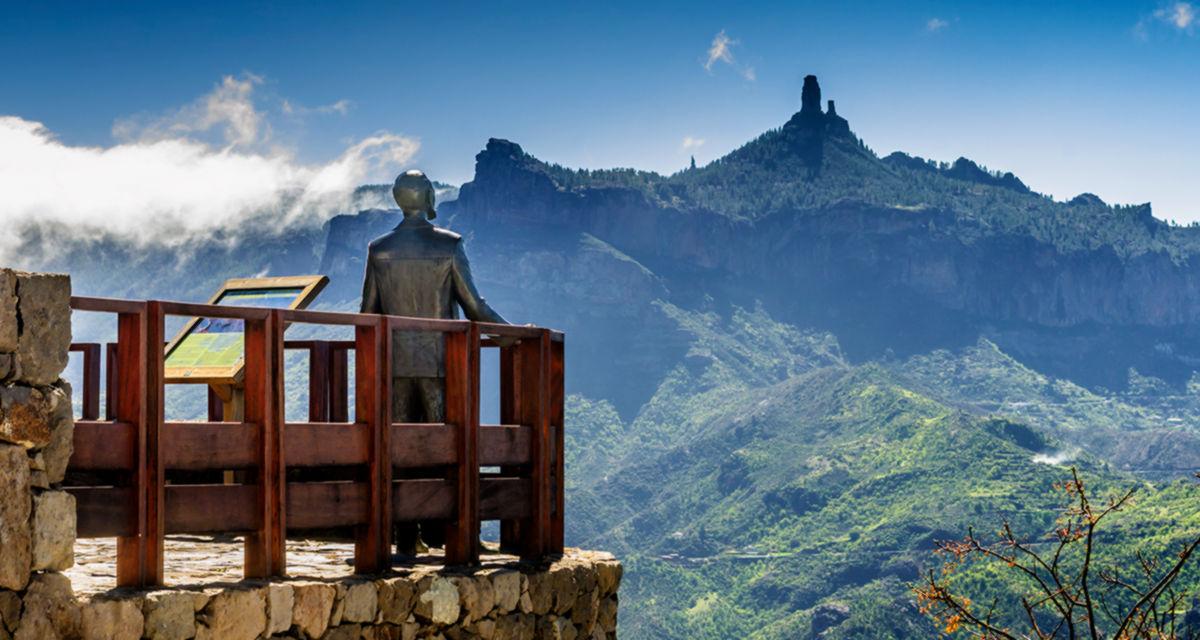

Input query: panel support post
[354,316,392,573]
[444,323,480,565]
[244,310,286,577]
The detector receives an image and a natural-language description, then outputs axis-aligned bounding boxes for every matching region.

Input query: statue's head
[392,170,437,220]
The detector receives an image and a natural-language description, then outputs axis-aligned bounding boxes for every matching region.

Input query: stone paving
[66,536,541,595]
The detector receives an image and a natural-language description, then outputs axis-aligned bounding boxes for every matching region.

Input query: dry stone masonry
[0,269,622,639]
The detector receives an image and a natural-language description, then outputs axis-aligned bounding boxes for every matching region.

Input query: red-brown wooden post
[308,341,331,422]
[244,310,286,577]
[115,306,149,586]
[499,344,522,552]
[146,302,165,585]
[520,331,551,560]
[444,323,480,565]
[71,344,101,420]
[105,342,118,420]
[330,344,349,423]
[206,387,224,421]
[549,336,565,553]
[354,317,392,572]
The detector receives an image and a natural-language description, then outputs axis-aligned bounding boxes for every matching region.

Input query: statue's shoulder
[430,226,462,242]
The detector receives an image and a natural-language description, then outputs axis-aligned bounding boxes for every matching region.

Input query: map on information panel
[163,276,327,383]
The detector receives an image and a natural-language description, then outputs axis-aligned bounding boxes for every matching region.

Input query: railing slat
[70,421,136,470]
[392,479,455,522]
[286,422,369,466]
[480,478,532,521]
[390,423,457,468]
[71,487,136,537]
[480,425,533,466]
[165,485,257,534]
[162,422,259,470]
[287,482,369,529]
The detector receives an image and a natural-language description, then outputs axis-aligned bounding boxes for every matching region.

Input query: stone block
[291,583,336,639]
[198,587,266,640]
[0,271,15,354]
[267,583,295,635]
[321,624,362,640]
[414,576,459,626]
[492,613,534,640]
[17,572,80,640]
[538,617,577,640]
[143,591,200,640]
[451,575,493,624]
[0,384,55,449]
[595,596,617,633]
[42,383,73,484]
[0,590,20,633]
[570,589,598,633]
[329,582,346,626]
[81,596,145,640]
[489,570,520,615]
[549,565,578,615]
[377,578,415,625]
[0,445,31,591]
[341,581,377,624]
[524,573,553,616]
[31,489,75,571]
[10,271,71,387]
[592,559,622,598]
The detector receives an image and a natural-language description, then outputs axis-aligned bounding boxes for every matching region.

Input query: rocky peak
[800,74,822,117]
[785,75,851,139]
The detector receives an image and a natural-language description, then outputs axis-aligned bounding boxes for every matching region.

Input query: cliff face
[431,83,1200,391]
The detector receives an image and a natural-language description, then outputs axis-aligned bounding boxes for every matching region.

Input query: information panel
[163,276,327,384]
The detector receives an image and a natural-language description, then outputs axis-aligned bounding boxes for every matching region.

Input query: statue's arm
[360,253,381,314]
[451,242,508,324]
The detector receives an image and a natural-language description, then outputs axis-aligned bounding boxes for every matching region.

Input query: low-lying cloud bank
[0,75,417,262]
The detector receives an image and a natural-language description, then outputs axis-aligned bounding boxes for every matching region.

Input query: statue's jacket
[360,216,506,377]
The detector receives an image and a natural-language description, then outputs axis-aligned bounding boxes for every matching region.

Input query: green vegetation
[565,305,1200,638]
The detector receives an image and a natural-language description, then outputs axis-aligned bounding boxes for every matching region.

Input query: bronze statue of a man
[360,169,508,422]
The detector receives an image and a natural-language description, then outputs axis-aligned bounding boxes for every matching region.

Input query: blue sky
[3,0,1200,223]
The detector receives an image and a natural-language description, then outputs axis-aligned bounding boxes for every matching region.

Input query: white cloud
[1157,2,1196,30]
[284,97,353,117]
[1137,2,1197,37]
[703,30,756,81]
[926,17,950,32]
[704,30,736,71]
[681,136,706,150]
[114,74,268,148]
[0,77,418,261]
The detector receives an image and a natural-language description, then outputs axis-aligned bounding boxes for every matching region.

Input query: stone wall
[7,549,621,640]
[0,270,623,639]
[1,269,78,640]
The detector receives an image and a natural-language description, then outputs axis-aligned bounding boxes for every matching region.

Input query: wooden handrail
[64,295,565,588]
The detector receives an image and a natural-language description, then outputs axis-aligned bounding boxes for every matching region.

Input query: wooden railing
[65,296,564,588]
